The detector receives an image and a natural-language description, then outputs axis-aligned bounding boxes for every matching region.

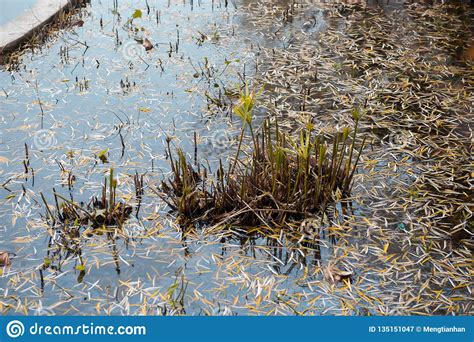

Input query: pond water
[0,0,39,26]
[0,0,472,316]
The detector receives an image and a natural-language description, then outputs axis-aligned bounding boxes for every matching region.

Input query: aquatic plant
[42,168,133,229]
[160,143,211,218]
[160,87,366,229]
[39,168,134,280]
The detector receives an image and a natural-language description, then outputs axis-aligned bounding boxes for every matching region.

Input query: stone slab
[0,0,80,55]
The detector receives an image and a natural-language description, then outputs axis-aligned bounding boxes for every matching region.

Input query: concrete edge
[0,0,85,56]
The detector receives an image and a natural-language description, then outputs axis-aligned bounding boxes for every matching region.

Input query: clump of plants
[40,168,133,279]
[42,168,133,230]
[160,84,366,228]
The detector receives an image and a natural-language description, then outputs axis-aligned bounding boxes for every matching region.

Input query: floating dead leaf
[12,236,36,243]
[143,38,154,51]
[323,264,353,284]
[0,252,11,266]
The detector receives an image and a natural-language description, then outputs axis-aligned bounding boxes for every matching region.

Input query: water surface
[0,0,471,316]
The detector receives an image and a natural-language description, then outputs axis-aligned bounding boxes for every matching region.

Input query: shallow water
[0,0,472,316]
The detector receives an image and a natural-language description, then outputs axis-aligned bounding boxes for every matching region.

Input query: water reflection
[0,0,471,316]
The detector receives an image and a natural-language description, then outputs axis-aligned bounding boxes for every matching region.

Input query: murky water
[0,0,472,316]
